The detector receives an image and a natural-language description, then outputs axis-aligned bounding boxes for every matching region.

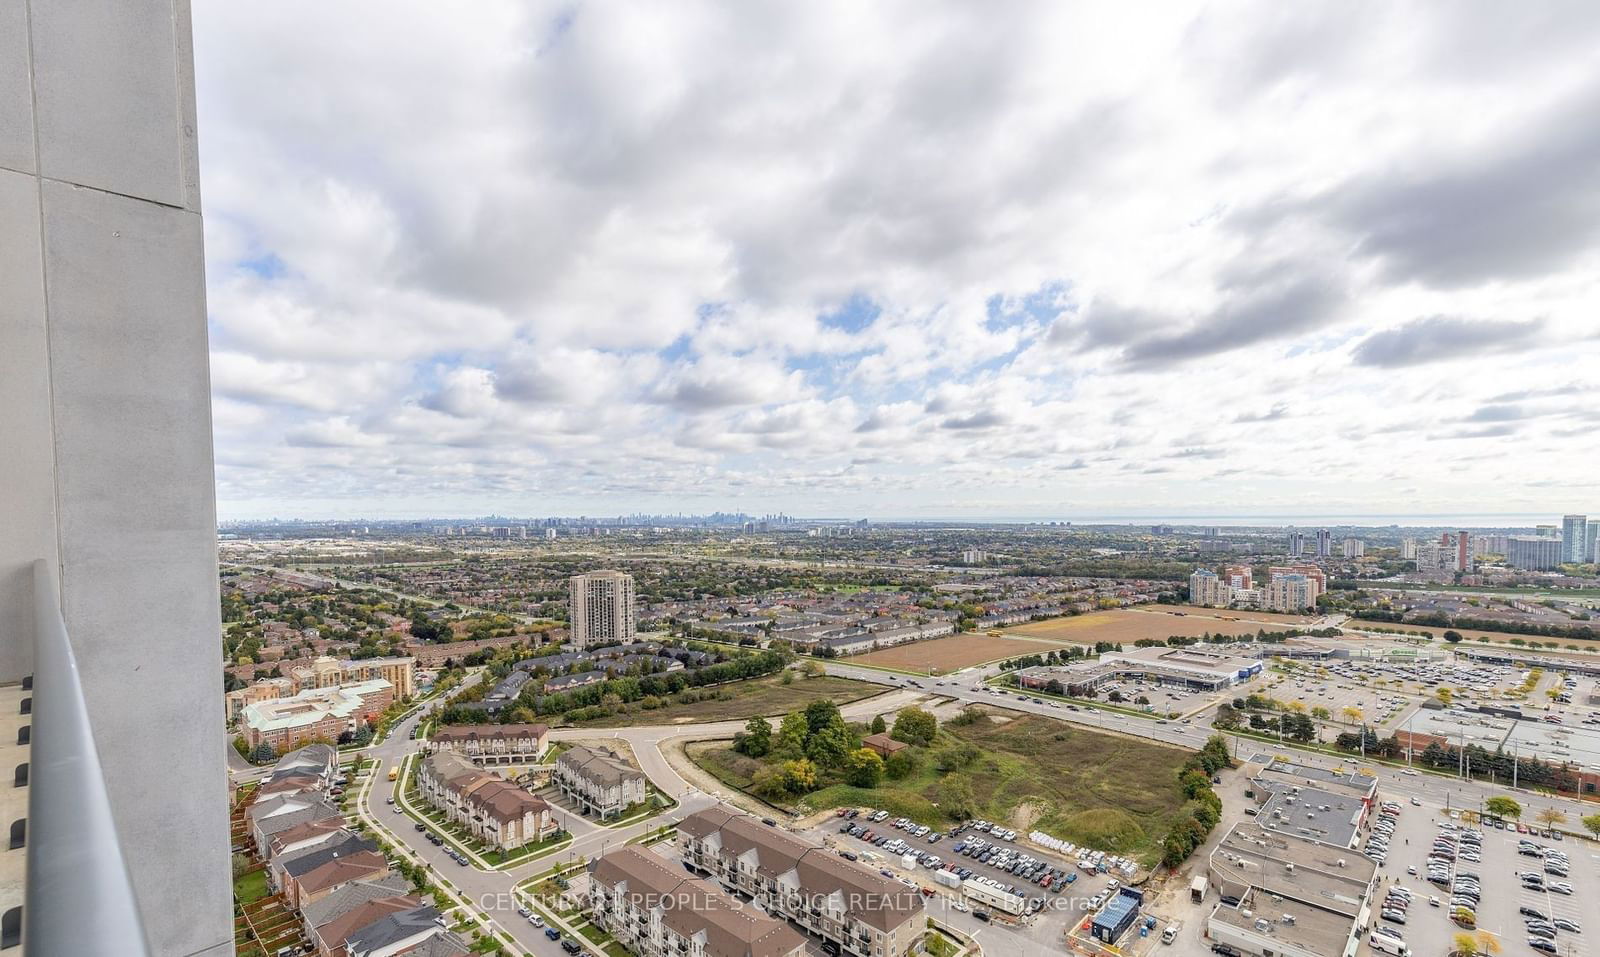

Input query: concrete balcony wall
[0,1,231,954]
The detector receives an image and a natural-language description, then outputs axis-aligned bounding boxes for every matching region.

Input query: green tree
[937,773,977,819]
[806,720,853,769]
[884,749,918,780]
[891,707,937,747]
[869,714,887,735]
[805,699,844,735]
[1581,813,1600,839]
[739,716,772,757]
[1484,796,1522,820]
[779,759,818,794]
[843,748,884,788]
[774,712,809,760]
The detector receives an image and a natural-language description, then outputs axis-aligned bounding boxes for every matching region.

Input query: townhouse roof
[343,905,444,954]
[679,808,923,933]
[303,874,415,928]
[279,834,380,878]
[314,895,420,954]
[255,801,344,839]
[268,817,347,856]
[294,851,390,895]
[469,780,551,824]
[557,745,643,786]
[592,846,804,957]
[429,723,549,745]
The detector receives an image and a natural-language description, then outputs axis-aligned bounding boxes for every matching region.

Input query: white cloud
[194,1,1600,518]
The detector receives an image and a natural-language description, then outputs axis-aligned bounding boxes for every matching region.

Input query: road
[347,682,926,957]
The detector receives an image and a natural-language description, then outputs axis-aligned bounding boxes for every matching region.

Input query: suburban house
[427,723,550,765]
[417,750,559,850]
[589,845,806,957]
[250,795,344,857]
[553,745,647,819]
[678,807,926,957]
[283,849,391,909]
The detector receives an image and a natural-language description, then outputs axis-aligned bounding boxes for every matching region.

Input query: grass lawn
[233,868,270,906]
[925,932,959,957]
[564,674,884,728]
[691,711,1194,865]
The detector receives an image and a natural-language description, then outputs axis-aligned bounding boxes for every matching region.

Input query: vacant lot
[1146,604,1316,624]
[691,711,1193,865]
[567,674,884,728]
[1004,608,1299,645]
[847,634,1067,672]
[1346,620,1600,653]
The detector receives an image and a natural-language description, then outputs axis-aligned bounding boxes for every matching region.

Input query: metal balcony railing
[25,560,151,956]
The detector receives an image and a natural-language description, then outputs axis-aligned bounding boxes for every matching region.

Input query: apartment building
[1188,569,1231,607]
[1262,573,1319,613]
[678,807,926,957]
[554,745,648,819]
[241,678,394,751]
[417,751,558,850]
[590,845,806,957]
[229,655,416,723]
[570,570,637,647]
[427,723,550,765]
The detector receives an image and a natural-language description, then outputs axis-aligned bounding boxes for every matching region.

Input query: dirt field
[846,634,1069,672]
[1003,607,1306,644]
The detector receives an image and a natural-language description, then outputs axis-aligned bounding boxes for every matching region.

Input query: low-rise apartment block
[553,745,647,819]
[241,678,394,751]
[678,807,926,957]
[417,751,559,850]
[590,845,806,957]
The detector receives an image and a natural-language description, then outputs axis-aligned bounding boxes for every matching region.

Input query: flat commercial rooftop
[1254,780,1366,849]
[1210,890,1358,957]
[1210,823,1374,916]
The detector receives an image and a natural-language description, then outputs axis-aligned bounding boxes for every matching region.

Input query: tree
[891,707,937,747]
[1436,687,1453,707]
[1311,706,1330,721]
[1484,796,1522,820]
[1535,807,1566,830]
[937,774,977,819]
[779,759,817,794]
[248,741,278,764]
[1107,690,1125,703]
[1443,630,1463,644]
[843,748,884,788]
[739,716,772,758]
[884,749,917,780]
[1581,813,1600,839]
[806,720,853,769]
[774,712,809,760]
[1341,706,1363,724]
[804,699,844,735]
[869,714,887,735]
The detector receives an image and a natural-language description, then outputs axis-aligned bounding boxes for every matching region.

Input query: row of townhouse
[244,745,471,956]
[677,808,926,957]
[553,745,647,819]
[417,751,560,850]
[589,844,806,957]
[426,723,550,766]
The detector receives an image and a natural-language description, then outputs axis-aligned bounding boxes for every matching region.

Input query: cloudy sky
[193,2,1600,521]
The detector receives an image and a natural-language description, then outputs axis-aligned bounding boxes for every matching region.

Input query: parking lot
[1356,796,1593,957]
[799,808,1168,951]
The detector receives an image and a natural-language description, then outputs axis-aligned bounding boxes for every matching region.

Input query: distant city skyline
[194,4,1600,518]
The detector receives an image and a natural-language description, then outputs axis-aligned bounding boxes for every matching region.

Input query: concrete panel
[0,168,54,683]
[0,0,33,174]
[40,179,231,957]
[30,0,194,208]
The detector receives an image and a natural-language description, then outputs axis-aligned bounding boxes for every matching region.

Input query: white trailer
[962,879,1026,916]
